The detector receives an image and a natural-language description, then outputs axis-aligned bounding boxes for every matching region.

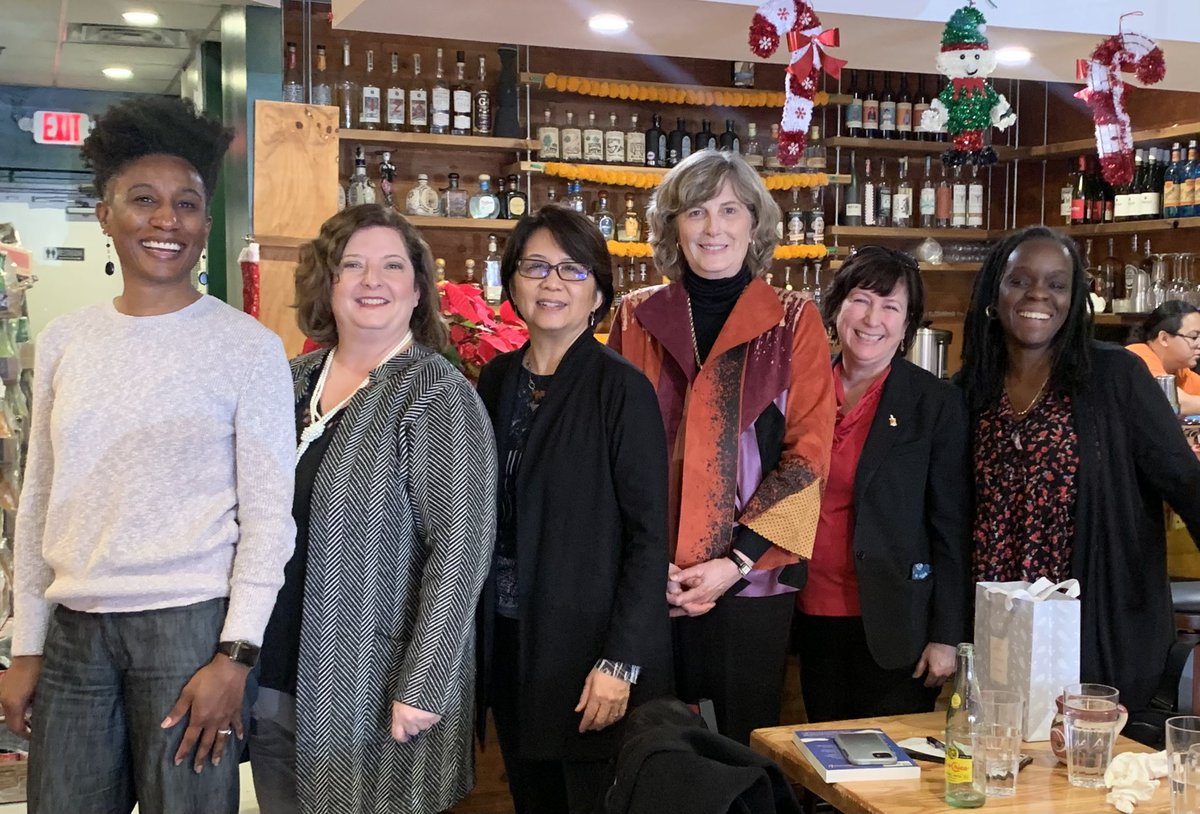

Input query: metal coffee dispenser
[906,326,953,379]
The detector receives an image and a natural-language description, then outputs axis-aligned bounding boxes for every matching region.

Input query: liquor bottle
[1119,150,1142,221]
[695,120,718,152]
[644,114,665,168]
[806,125,826,171]
[405,173,440,216]
[494,176,509,219]
[484,234,502,305]
[1087,158,1105,224]
[1061,158,1076,225]
[782,265,794,292]
[442,172,469,218]
[450,51,471,136]
[744,123,764,170]
[430,48,451,135]
[378,151,395,207]
[594,191,616,240]
[944,643,985,808]
[799,262,815,300]
[637,261,650,288]
[1100,237,1123,311]
[1070,155,1089,225]
[934,77,949,142]
[312,45,333,106]
[879,71,896,140]
[764,124,781,173]
[811,259,824,307]
[843,151,862,226]
[625,114,645,165]
[893,157,912,228]
[463,258,479,288]
[718,119,740,153]
[469,174,501,218]
[545,187,559,206]
[896,73,913,140]
[1181,140,1199,218]
[1165,142,1183,219]
[358,49,381,130]
[435,258,447,283]
[537,109,560,160]
[605,113,625,164]
[967,164,984,228]
[862,71,880,139]
[951,166,967,228]
[408,54,428,133]
[505,174,528,219]
[936,163,952,228]
[667,118,692,167]
[583,111,605,163]
[862,157,877,226]
[1124,234,1144,311]
[347,145,375,206]
[845,70,863,138]
[912,75,929,142]
[473,56,493,137]
[807,187,826,245]
[919,155,936,228]
[1142,149,1162,221]
[620,193,640,242]
[282,41,304,102]
[786,189,805,245]
[876,158,892,228]
[385,52,405,131]
[562,111,583,161]
[336,42,357,130]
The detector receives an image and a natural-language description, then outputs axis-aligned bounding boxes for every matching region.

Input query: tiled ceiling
[0,0,275,94]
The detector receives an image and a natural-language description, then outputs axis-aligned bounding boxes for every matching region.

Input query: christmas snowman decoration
[749,0,845,167]
[920,3,1016,166]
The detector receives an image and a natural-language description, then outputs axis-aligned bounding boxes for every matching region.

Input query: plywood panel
[253,100,340,241]
[258,245,306,359]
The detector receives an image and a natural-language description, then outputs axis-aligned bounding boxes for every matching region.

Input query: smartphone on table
[832,731,899,766]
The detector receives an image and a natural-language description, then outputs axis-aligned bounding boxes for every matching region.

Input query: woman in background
[1125,301,1200,415]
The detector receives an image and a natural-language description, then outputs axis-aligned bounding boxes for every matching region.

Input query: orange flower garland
[608,242,832,260]
[538,162,829,191]
[541,72,831,109]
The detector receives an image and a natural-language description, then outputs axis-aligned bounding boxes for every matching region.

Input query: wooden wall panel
[259,244,306,358]
[253,101,340,240]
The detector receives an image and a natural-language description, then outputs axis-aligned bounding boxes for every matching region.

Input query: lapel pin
[888,414,898,427]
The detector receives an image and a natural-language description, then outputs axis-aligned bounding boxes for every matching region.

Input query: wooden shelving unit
[338,129,537,152]
[1093,313,1147,326]
[829,259,979,272]
[1017,121,1200,160]
[1058,217,1200,237]
[404,215,520,231]
[830,225,994,241]
[504,159,848,187]
[826,136,1017,162]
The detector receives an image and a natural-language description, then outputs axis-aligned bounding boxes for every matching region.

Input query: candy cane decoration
[238,239,261,319]
[1074,13,1166,187]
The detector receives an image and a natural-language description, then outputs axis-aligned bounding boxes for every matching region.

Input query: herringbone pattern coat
[291,346,497,814]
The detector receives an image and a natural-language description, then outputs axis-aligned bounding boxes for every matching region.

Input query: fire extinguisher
[238,238,261,318]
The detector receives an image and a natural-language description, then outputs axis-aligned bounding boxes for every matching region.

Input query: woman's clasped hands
[666,558,743,618]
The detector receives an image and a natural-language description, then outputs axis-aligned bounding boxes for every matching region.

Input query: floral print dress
[972,388,1079,583]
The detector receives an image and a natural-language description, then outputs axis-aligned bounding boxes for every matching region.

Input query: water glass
[1064,683,1124,789]
[975,690,1024,797]
[1168,716,1200,814]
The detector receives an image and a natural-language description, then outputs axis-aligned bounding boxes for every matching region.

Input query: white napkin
[1104,751,1168,813]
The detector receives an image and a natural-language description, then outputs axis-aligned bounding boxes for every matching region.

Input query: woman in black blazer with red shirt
[795,247,972,723]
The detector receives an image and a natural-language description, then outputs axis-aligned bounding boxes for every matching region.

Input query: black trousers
[673,591,796,745]
[490,616,613,814]
[794,613,941,724]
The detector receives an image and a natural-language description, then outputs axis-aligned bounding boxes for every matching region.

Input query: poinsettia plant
[439,281,528,382]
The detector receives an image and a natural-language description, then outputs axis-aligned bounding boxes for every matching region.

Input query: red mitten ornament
[749,0,845,167]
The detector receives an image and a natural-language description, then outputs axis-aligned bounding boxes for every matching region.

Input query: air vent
[67,23,190,49]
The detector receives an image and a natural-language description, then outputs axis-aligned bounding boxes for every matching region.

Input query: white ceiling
[0,0,277,94]
[336,0,1200,94]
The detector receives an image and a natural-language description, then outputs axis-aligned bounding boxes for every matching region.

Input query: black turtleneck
[683,265,753,364]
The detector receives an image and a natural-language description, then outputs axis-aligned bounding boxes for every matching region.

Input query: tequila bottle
[620,194,640,242]
[468,174,501,219]
[405,174,440,216]
[385,52,405,131]
[583,111,604,163]
[484,234,502,304]
[378,151,395,207]
[430,48,451,135]
[408,54,428,133]
[442,173,469,218]
[593,191,616,240]
[744,123,764,169]
[312,45,332,106]
[505,174,528,219]
[346,145,375,206]
[764,124,781,173]
[451,51,471,136]
[464,258,479,288]
[282,41,304,102]
[561,111,583,161]
[359,49,381,129]
[336,41,357,129]
[472,56,492,137]
[624,114,645,166]
[538,109,560,160]
[605,113,625,164]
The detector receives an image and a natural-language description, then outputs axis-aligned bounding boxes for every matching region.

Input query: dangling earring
[104,237,115,276]
[589,311,596,330]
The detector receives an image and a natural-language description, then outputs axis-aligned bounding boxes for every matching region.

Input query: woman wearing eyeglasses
[475,205,672,814]
[1126,301,1200,415]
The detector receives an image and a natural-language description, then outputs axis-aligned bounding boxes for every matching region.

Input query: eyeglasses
[1169,331,1200,344]
[516,259,592,281]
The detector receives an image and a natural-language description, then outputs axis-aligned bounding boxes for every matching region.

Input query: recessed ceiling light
[588,13,629,35]
[122,10,160,26]
[102,66,134,80]
[995,46,1032,66]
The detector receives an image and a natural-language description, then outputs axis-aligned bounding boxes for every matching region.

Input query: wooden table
[750,712,1168,814]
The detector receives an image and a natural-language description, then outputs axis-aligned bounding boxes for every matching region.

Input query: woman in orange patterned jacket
[609,149,834,744]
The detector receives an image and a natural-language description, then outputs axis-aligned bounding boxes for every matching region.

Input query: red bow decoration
[786,27,846,80]
[951,77,987,99]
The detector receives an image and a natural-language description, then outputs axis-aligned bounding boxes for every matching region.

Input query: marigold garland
[541,72,830,109]
[539,162,829,191]
[607,241,654,257]
[763,173,828,190]
[608,242,831,260]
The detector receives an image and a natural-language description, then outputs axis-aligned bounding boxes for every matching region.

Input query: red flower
[438,283,529,384]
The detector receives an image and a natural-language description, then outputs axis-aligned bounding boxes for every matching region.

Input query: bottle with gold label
[620,194,640,242]
[945,643,985,808]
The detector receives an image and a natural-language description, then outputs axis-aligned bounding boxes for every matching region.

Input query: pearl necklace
[297,331,413,461]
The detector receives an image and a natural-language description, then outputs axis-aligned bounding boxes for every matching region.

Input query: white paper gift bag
[974,578,1081,741]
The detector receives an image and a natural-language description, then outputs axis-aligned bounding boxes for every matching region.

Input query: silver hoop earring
[985,304,998,319]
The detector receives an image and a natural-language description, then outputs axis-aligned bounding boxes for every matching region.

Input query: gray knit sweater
[12,295,296,655]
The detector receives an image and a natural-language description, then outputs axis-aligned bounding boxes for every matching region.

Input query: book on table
[792,728,922,783]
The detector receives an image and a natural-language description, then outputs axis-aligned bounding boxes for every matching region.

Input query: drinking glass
[1064,683,1126,789]
[1168,716,1200,814]
[975,690,1024,797]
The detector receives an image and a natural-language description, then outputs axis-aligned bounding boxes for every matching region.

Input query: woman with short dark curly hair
[251,203,496,814]
[0,95,297,813]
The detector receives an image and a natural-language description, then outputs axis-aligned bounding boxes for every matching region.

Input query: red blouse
[798,363,890,617]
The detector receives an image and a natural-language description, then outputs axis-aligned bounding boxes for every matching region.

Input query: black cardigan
[971,342,1200,712]
[476,332,674,760]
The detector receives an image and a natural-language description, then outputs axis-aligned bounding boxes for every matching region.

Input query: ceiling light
[995,46,1032,66]
[122,10,160,26]
[102,66,134,80]
[588,13,629,35]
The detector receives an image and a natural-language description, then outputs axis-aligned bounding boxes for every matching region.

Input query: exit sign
[32,111,91,146]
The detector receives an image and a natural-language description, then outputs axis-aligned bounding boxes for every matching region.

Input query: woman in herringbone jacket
[250,204,497,814]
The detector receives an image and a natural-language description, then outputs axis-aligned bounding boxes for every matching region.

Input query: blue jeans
[28,598,252,814]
